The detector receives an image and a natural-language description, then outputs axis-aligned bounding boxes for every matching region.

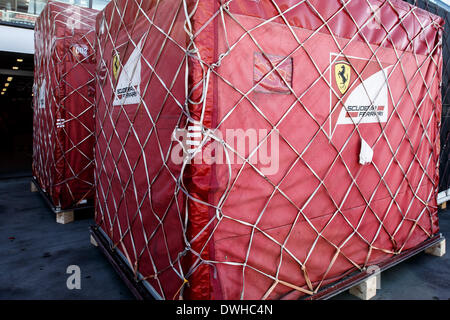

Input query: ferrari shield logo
[335,62,351,95]
[112,53,121,80]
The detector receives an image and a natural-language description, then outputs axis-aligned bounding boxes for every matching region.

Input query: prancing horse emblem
[112,53,121,80]
[335,61,351,95]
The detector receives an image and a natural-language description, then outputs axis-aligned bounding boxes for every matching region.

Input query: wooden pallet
[31,177,94,224]
[305,234,446,300]
[347,238,446,300]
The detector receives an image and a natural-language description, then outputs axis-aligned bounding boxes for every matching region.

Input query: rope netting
[94,0,443,300]
[406,0,450,197]
[33,1,97,210]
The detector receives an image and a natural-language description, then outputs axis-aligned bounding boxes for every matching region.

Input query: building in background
[431,0,450,10]
[0,0,109,28]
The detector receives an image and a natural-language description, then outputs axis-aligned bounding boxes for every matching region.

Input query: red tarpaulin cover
[33,1,98,210]
[95,0,443,300]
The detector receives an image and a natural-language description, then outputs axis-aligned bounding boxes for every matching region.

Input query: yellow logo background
[112,53,121,80]
[335,62,351,95]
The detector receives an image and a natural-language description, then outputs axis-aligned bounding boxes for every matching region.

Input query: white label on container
[38,79,46,109]
[113,38,143,106]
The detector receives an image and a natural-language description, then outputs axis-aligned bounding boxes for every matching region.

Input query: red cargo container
[94,0,443,299]
[33,1,98,210]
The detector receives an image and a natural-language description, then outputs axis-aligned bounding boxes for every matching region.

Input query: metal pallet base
[31,176,94,215]
[91,224,444,300]
[305,233,445,300]
[90,225,157,300]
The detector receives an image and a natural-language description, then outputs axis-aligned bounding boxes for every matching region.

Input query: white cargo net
[94,0,443,299]
[33,2,97,208]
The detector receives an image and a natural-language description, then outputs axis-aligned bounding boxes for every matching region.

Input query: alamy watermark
[66,6,82,31]
[171,127,280,176]
[66,265,81,290]
[366,3,383,30]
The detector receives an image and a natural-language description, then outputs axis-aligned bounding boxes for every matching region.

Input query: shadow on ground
[0,177,134,299]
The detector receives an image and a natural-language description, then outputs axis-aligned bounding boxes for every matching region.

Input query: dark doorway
[0,50,34,179]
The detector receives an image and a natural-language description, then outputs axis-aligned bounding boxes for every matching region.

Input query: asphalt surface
[0,176,133,299]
